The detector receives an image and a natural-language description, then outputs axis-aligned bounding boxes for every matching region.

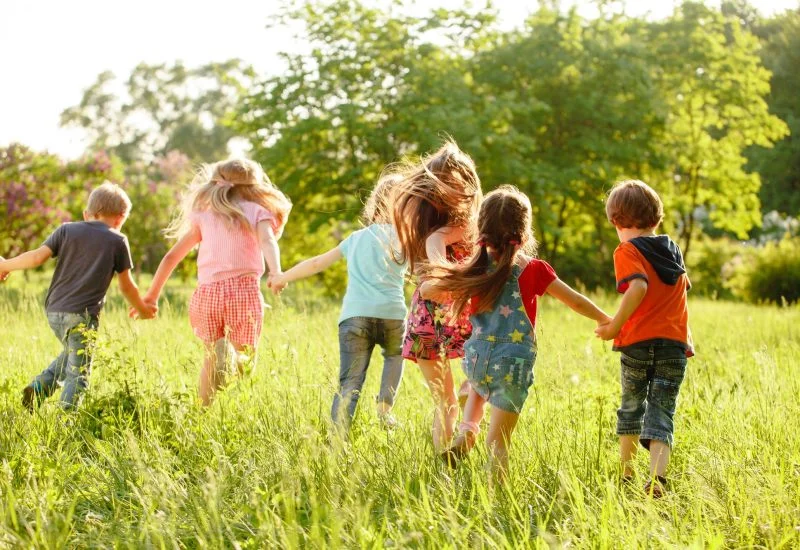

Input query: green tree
[747,7,800,215]
[237,0,496,292]
[471,6,665,284]
[648,1,788,258]
[122,151,194,273]
[61,60,255,163]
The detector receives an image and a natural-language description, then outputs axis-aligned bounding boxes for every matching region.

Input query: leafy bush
[725,237,800,304]
[685,237,745,299]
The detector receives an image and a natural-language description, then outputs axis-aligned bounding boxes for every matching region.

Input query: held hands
[129,294,159,320]
[267,273,287,296]
[595,316,619,341]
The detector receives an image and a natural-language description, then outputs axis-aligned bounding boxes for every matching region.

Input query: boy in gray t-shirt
[0,182,156,410]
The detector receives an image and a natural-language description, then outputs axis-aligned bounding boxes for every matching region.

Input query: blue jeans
[333,317,405,425]
[31,312,99,408]
[616,342,687,449]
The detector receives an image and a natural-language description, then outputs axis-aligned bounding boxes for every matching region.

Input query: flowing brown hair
[166,158,292,239]
[388,140,482,273]
[422,185,537,318]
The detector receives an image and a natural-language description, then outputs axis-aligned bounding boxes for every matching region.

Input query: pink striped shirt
[191,201,278,285]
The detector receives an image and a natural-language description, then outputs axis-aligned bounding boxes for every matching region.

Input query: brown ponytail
[421,185,536,318]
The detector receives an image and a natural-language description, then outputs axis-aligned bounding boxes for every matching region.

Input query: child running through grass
[0,182,156,410]
[421,186,610,480]
[268,174,407,430]
[142,158,291,406]
[595,179,693,498]
[390,140,482,453]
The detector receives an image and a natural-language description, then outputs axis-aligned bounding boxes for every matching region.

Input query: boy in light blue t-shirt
[269,176,407,430]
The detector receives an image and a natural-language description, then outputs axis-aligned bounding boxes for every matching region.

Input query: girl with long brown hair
[421,186,610,480]
[390,140,482,453]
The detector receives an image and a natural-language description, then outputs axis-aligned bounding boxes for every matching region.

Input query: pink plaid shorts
[189,276,264,347]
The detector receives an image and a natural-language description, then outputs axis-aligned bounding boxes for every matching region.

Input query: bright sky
[1,0,796,159]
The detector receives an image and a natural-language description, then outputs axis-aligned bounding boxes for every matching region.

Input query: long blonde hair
[421,186,537,318]
[166,158,292,239]
[389,140,482,273]
[362,173,402,225]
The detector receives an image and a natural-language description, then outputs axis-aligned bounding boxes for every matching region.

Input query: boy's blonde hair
[86,181,132,218]
[166,158,292,239]
[606,179,664,229]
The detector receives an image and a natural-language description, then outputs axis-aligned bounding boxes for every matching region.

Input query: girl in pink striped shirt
[143,159,291,405]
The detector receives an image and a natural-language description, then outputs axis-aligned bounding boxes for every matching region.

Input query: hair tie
[214,179,234,189]
[509,240,520,246]
[477,239,487,247]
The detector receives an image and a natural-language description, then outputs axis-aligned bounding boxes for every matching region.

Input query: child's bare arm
[257,221,282,277]
[425,226,464,263]
[595,279,648,340]
[545,279,611,324]
[270,247,342,291]
[118,269,156,319]
[0,246,53,274]
[144,227,201,304]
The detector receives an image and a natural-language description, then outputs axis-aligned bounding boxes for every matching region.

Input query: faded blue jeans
[333,317,405,426]
[616,341,688,449]
[30,312,99,408]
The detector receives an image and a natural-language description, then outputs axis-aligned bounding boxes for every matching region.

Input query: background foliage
[2,0,799,302]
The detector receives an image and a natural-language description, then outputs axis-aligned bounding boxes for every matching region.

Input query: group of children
[0,141,692,497]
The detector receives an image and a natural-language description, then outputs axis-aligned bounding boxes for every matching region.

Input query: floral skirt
[402,288,472,362]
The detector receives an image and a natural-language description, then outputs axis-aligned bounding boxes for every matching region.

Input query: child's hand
[268,273,287,295]
[595,321,619,341]
[0,256,8,282]
[138,303,158,320]
[130,303,158,320]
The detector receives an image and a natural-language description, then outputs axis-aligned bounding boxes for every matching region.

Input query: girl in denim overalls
[421,186,610,480]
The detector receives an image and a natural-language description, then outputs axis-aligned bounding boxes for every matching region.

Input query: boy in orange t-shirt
[596,179,693,498]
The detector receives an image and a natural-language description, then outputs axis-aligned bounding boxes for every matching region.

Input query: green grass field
[0,275,798,548]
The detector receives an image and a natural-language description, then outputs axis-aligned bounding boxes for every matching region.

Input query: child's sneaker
[378,412,400,430]
[440,429,477,468]
[644,476,668,498]
[22,382,43,412]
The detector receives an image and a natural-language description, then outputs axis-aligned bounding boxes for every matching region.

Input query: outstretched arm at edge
[0,246,52,273]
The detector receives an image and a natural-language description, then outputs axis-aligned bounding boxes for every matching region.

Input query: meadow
[0,275,798,548]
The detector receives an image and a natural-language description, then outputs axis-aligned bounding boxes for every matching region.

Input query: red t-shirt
[518,259,558,326]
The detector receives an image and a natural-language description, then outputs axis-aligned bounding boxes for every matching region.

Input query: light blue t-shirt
[338,224,408,323]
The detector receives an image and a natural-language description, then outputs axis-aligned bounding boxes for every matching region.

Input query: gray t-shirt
[43,221,133,315]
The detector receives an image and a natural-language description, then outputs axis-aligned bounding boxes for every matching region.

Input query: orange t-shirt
[613,241,691,351]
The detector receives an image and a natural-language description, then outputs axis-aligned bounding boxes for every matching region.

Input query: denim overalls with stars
[463,264,537,413]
